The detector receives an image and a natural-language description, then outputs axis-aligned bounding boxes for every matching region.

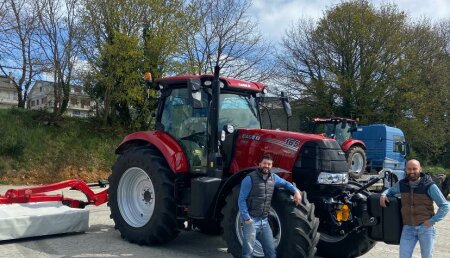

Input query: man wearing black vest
[238,154,301,258]
[380,159,449,258]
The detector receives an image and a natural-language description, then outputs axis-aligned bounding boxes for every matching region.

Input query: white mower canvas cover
[0,202,89,241]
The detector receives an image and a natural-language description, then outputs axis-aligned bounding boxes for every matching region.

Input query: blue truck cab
[352,124,407,185]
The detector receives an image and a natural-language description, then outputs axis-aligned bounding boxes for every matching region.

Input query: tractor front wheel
[347,146,367,179]
[222,186,319,258]
[108,147,179,245]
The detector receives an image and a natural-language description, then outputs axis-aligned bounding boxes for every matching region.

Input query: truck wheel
[221,186,319,258]
[316,181,375,258]
[347,146,367,179]
[108,147,179,245]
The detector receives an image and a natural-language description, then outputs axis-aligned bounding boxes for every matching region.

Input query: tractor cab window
[313,123,336,138]
[334,121,352,145]
[160,88,209,169]
[219,93,260,130]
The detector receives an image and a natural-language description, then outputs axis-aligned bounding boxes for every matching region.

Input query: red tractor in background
[311,117,367,178]
[108,67,400,258]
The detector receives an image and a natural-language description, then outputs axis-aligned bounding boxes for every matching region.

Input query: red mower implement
[0,180,108,241]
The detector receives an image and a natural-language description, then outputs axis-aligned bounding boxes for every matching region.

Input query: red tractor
[311,117,367,178]
[108,68,396,258]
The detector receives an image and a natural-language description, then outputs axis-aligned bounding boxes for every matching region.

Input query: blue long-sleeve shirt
[238,173,298,221]
[382,183,449,224]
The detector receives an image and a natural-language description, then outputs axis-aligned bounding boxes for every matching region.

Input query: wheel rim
[351,153,364,173]
[117,167,155,227]
[234,209,281,257]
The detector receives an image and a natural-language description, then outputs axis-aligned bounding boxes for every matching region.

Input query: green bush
[423,166,448,175]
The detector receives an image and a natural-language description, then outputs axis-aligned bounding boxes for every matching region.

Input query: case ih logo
[242,134,261,140]
[237,83,251,88]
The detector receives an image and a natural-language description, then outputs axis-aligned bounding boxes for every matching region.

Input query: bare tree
[0,0,42,108]
[179,0,274,82]
[0,1,7,28]
[35,0,81,116]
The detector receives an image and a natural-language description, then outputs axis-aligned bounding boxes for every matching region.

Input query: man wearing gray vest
[238,154,301,258]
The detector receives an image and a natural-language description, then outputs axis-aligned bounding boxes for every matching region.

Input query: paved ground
[1,185,449,258]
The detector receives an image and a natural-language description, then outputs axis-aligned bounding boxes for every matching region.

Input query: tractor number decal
[285,138,300,148]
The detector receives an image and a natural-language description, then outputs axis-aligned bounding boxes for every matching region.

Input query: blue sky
[251,0,450,43]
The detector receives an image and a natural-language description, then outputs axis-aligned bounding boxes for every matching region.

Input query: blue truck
[312,118,407,188]
[353,124,407,186]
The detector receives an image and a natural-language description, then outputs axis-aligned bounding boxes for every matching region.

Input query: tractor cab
[311,117,358,145]
[152,74,267,174]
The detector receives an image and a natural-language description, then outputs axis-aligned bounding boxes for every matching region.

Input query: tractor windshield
[219,93,260,130]
[313,121,352,145]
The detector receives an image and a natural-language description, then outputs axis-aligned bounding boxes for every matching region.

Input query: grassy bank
[0,108,125,184]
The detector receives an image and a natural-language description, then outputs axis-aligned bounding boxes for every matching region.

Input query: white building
[28,80,95,117]
[0,75,19,109]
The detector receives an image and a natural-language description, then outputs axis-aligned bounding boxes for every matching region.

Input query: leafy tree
[80,0,190,127]
[279,0,450,166]
[279,0,407,121]
[395,21,450,164]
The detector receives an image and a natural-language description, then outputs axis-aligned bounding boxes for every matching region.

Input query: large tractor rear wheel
[108,147,179,245]
[347,146,367,179]
[221,185,319,258]
[316,181,376,258]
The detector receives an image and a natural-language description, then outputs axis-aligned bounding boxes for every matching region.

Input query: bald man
[380,159,449,258]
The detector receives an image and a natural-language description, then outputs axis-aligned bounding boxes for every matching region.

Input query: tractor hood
[228,128,347,178]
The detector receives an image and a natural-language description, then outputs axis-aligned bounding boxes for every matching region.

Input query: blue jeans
[399,224,436,258]
[241,217,276,258]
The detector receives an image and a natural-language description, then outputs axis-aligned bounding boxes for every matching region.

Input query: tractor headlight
[317,172,348,184]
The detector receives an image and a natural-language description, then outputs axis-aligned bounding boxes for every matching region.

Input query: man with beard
[380,159,449,258]
[238,154,301,258]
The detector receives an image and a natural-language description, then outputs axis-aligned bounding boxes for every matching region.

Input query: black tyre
[194,219,223,235]
[347,146,367,179]
[442,175,450,198]
[432,174,449,198]
[221,185,320,258]
[108,147,179,245]
[316,181,376,258]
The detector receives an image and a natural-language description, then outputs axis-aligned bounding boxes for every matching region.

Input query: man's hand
[380,195,389,208]
[422,220,433,227]
[244,219,253,224]
[293,190,302,206]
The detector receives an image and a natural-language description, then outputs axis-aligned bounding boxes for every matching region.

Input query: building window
[72,110,81,116]
[81,99,90,108]
[36,99,39,105]
[42,96,47,104]
[70,98,77,106]
[31,100,35,106]
[40,87,42,92]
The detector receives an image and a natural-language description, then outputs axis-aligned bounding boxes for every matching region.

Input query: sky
[251,0,450,43]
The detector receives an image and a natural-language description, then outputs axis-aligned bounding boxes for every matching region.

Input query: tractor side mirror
[281,92,292,118]
[188,78,203,108]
